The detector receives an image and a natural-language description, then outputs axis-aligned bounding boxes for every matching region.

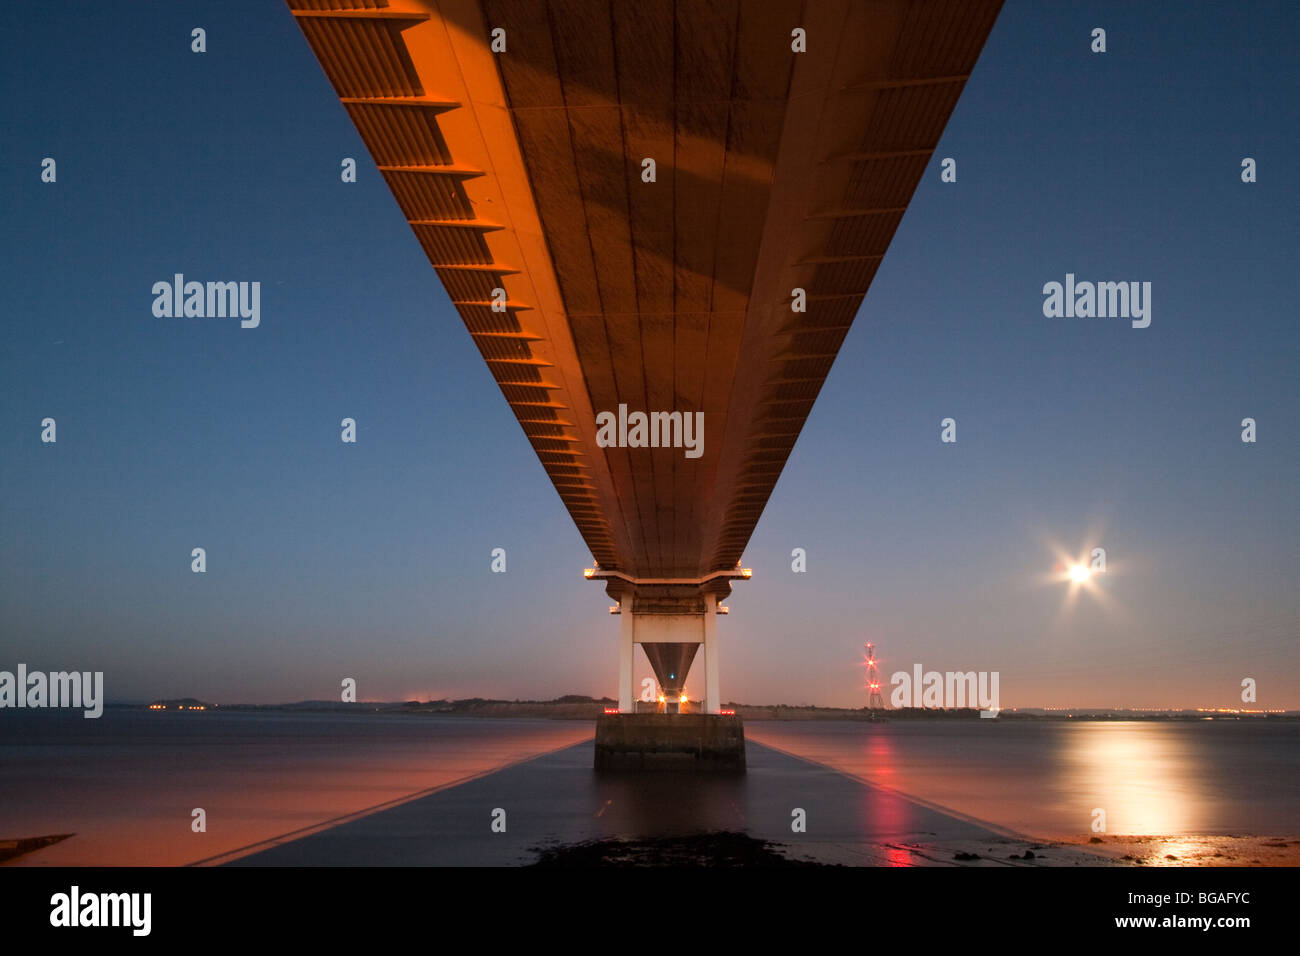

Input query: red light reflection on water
[861,725,898,780]
[884,845,913,866]
[857,727,915,858]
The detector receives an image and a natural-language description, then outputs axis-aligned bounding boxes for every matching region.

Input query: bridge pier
[609,586,724,713]
[589,567,747,770]
[702,594,721,717]
[617,605,636,714]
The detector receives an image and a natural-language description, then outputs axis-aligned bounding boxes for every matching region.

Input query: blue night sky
[2,1,1296,708]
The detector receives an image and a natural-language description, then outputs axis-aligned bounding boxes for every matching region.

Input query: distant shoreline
[113,698,1299,721]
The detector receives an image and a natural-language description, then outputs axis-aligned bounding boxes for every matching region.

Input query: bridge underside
[289,0,1002,725]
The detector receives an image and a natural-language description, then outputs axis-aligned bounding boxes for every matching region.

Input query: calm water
[748,719,1300,838]
[2,711,1296,865]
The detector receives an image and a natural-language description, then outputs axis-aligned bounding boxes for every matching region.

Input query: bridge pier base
[594,713,746,772]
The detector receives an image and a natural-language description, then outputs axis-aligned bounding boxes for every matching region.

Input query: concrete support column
[703,594,720,714]
[618,602,635,713]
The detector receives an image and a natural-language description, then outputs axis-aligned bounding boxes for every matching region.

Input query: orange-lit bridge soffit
[288,0,1003,712]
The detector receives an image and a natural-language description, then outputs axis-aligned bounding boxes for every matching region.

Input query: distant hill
[130,696,1297,720]
[202,695,619,719]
